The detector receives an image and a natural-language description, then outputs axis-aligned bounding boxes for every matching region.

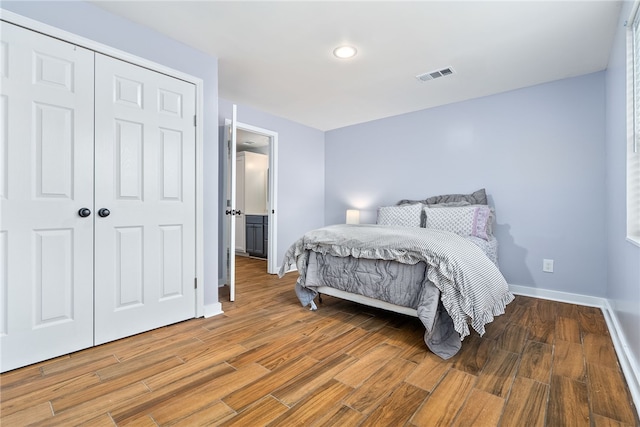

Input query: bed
[278,189,514,359]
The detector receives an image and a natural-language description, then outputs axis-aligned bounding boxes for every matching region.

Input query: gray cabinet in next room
[246,215,268,258]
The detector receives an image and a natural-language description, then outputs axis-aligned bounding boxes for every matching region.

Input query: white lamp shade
[346,209,360,224]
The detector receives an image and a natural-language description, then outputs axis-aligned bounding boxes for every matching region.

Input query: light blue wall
[218,98,325,277]
[1,2,221,307]
[605,0,640,378]
[4,4,635,369]
[325,72,608,297]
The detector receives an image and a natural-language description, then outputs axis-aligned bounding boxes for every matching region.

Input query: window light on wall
[628,0,640,244]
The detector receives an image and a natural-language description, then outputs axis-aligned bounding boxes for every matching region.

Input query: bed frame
[315,286,418,317]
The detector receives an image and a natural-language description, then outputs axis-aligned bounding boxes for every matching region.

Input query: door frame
[222,120,279,279]
[1,10,206,318]
[235,121,279,275]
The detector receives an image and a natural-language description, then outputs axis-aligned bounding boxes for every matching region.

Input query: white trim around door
[235,121,279,275]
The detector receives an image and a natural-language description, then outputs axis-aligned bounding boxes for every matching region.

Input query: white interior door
[226,105,238,301]
[235,153,246,253]
[0,23,95,372]
[93,54,196,344]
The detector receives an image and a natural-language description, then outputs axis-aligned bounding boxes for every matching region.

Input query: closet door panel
[115,119,144,200]
[93,54,196,344]
[114,226,144,307]
[0,23,95,372]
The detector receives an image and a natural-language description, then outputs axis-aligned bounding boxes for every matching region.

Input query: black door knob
[98,208,110,218]
[78,208,91,217]
[225,209,232,215]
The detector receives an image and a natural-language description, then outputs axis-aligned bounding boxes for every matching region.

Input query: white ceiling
[236,128,270,152]
[92,1,622,131]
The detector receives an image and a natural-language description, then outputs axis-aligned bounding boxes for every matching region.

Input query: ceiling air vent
[416,67,454,82]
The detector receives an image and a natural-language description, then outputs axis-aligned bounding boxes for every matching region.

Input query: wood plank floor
[1,256,638,426]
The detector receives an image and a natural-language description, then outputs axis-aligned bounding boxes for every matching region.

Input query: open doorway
[222,119,278,301]
[235,129,269,259]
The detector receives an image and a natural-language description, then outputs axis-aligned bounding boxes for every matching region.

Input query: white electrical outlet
[543,259,554,273]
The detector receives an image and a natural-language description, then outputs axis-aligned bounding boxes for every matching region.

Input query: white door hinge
[193,115,197,127]
[194,278,197,289]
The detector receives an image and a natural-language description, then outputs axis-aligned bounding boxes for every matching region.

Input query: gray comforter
[279,224,514,359]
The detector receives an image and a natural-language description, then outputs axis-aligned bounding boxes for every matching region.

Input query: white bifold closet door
[0,22,197,372]
[93,54,196,345]
[0,23,96,371]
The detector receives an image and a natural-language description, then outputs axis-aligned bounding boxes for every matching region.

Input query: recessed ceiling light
[333,45,357,59]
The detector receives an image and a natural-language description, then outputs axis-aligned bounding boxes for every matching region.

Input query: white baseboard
[509,284,606,307]
[601,300,640,416]
[280,265,297,275]
[203,303,224,318]
[509,284,640,415]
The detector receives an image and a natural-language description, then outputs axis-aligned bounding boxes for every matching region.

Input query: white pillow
[424,205,492,240]
[377,204,422,227]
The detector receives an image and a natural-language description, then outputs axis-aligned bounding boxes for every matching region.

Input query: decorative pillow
[397,188,488,207]
[429,201,472,207]
[413,202,470,227]
[377,204,422,227]
[425,188,488,206]
[430,202,495,234]
[424,205,492,240]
